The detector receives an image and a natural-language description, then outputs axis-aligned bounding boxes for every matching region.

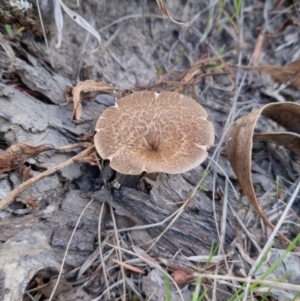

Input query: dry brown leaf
[0,142,92,175]
[257,60,300,89]
[38,277,72,298]
[226,102,300,247]
[254,133,300,156]
[0,143,53,174]
[156,0,187,27]
[235,60,300,89]
[71,80,122,120]
[259,19,300,38]
[261,101,300,133]
[236,60,300,89]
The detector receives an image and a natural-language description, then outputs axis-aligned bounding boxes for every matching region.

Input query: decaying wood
[1,1,300,299]
[0,143,54,173]
[0,52,71,104]
[0,229,60,300]
[93,166,236,256]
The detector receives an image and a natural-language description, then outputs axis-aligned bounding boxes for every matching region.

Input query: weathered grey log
[108,170,236,256]
[0,52,71,104]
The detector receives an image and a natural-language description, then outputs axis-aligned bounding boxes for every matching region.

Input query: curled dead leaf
[257,60,300,89]
[225,102,300,246]
[0,142,92,175]
[254,133,300,156]
[0,143,53,174]
[0,145,94,211]
[69,80,122,120]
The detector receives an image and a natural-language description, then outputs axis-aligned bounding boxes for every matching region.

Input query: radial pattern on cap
[94,91,214,175]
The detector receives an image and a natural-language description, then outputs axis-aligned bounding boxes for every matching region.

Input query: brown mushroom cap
[94,91,214,175]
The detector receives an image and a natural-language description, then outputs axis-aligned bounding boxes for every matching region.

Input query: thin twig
[98,203,110,299]
[36,0,53,67]
[109,204,127,301]
[0,146,95,210]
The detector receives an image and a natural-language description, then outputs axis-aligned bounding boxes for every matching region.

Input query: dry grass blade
[106,243,185,301]
[136,58,235,100]
[70,80,122,120]
[54,0,64,49]
[253,32,265,65]
[225,102,300,247]
[132,246,161,269]
[156,0,187,27]
[182,57,221,83]
[56,0,102,53]
[48,198,95,301]
[190,272,300,292]
[98,203,110,299]
[109,204,126,301]
[0,146,95,211]
[111,258,145,275]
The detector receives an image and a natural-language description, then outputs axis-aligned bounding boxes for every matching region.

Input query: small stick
[0,146,95,211]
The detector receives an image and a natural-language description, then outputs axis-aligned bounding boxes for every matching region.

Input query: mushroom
[94,91,214,175]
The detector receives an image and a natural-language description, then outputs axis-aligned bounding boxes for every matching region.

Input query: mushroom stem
[146,172,159,180]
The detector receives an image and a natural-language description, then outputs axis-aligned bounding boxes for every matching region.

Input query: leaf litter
[1,1,300,301]
[2,76,300,301]
[66,80,124,120]
[234,60,300,89]
[225,102,300,247]
[2,77,300,300]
